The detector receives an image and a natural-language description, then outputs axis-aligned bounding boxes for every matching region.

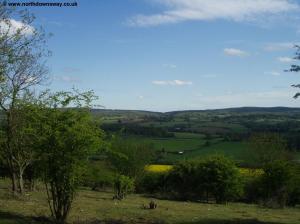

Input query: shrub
[108,139,154,180]
[136,172,168,195]
[166,156,243,203]
[248,133,291,166]
[260,160,295,208]
[82,162,115,191]
[242,175,264,203]
[197,156,243,203]
[166,161,199,200]
[113,175,134,200]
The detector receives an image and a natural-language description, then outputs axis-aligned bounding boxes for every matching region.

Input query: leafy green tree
[6,93,44,193]
[82,161,114,191]
[0,4,50,193]
[260,160,295,208]
[0,91,45,193]
[249,133,291,166]
[166,161,199,200]
[113,175,135,200]
[167,156,243,203]
[137,172,168,194]
[108,138,154,180]
[37,90,104,224]
[197,156,243,203]
[287,163,300,206]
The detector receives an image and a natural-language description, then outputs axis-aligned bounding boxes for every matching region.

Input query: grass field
[125,133,251,164]
[98,108,300,165]
[0,180,300,224]
[125,133,207,152]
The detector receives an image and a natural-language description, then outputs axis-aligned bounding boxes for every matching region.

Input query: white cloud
[277,56,295,63]
[0,19,34,36]
[264,42,296,51]
[127,0,299,27]
[163,63,177,69]
[264,71,281,76]
[224,48,248,57]
[152,79,193,85]
[138,95,144,100]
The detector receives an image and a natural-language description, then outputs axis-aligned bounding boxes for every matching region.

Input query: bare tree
[0,3,50,193]
[286,45,300,98]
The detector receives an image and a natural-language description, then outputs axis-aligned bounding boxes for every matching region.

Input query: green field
[97,108,300,164]
[0,180,299,224]
[124,133,251,164]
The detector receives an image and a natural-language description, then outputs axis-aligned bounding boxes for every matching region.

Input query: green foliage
[242,175,264,203]
[249,133,291,166]
[101,123,174,137]
[108,138,154,180]
[165,156,243,203]
[82,162,115,190]
[198,156,243,203]
[136,172,168,194]
[113,175,134,200]
[0,91,45,193]
[166,160,199,200]
[259,160,299,208]
[37,90,104,223]
[0,4,50,193]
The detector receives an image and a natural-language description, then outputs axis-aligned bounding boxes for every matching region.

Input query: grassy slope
[0,181,300,224]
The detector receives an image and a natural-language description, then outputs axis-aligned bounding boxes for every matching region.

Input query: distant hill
[91,109,162,117]
[166,107,300,115]
[92,107,300,117]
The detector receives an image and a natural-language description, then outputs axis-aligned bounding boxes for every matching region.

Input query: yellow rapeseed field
[239,167,264,178]
[145,165,264,178]
[145,164,173,172]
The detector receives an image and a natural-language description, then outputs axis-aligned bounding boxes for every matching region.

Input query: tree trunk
[6,111,18,193]
[29,179,35,191]
[10,171,18,193]
[7,157,18,193]
[18,167,24,194]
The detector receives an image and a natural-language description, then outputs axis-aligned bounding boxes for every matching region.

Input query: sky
[9,0,300,111]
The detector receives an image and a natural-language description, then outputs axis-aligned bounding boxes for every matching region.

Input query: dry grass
[0,179,299,224]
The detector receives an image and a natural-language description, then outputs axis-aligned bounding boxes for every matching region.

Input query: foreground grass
[0,180,300,224]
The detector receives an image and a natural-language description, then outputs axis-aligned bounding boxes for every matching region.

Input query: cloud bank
[0,19,34,36]
[277,56,295,63]
[127,0,299,27]
[224,48,248,57]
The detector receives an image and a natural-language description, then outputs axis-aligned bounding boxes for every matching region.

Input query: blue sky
[20,0,300,111]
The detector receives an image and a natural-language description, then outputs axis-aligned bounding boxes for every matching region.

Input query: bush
[82,162,115,191]
[113,175,134,200]
[242,175,264,203]
[108,139,154,180]
[166,156,243,203]
[136,172,168,194]
[197,156,243,203]
[259,160,298,208]
[166,161,199,200]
